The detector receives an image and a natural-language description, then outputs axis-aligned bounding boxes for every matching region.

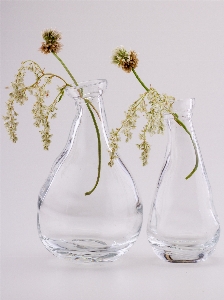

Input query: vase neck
[66,79,107,102]
[65,80,111,151]
[165,108,199,180]
[171,98,195,120]
[165,98,195,140]
[167,114,193,144]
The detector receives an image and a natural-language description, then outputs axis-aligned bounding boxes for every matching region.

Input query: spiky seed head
[121,50,139,73]
[39,29,63,54]
[112,47,129,66]
[40,41,62,54]
[42,29,61,44]
[111,47,139,73]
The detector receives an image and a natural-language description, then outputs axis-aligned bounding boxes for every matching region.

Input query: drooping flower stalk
[110,46,198,179]
[132,68,198,180]
[3,29,102,195]
[48,58,101,195]
[40,29,102,195]
[3,60,70,149]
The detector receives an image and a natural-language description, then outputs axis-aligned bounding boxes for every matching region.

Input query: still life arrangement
[3,29,143,262]
[3,29,220,263]
[109,46,198,180]
[108,46,220,263]
[3,29,102,196]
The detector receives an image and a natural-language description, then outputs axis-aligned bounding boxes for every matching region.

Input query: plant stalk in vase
[3,29,101,195]
[109,46,198,179]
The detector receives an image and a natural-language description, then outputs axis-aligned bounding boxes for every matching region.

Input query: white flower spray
[109,46,198,179]
[3,29,102,195]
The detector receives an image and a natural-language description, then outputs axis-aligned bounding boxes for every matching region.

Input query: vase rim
[70,79,107,90]
[172,97,195,113]
[65,79,107,100]
[164,98,195,118]
[174,98,195,102]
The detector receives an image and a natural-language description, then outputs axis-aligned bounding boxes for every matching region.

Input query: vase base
[150,243,218,263]
[148,232,220,263]
[41,236,135,262]
[152,247,212,263]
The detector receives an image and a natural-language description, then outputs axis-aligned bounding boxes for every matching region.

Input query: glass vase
[37,80,143,262]
[147,98,220,263]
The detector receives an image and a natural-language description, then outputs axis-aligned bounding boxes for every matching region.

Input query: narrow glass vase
[37,80,143,262]
[147,98,220,263]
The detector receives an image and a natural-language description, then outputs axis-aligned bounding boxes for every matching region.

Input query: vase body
[147,98,220,263]
[37,80,143,262]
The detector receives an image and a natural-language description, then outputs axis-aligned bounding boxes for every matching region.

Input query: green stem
[52,52,101,194]
[27,73,70,90]
[52,52,79,86]
[132,68,149,91]
[88,101,101,120]
[132,68,198,179]
[84,100,101,196]
[172,113,199,179]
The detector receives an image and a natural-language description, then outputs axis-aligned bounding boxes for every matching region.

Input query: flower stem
[28,73,70,89]
[132,68,149,91]
[131,68,198,179]
[172,113,199,179]
[87,101,101,120]
[52,52,79,86]
[84,100,101,195]
[52,52,102,194]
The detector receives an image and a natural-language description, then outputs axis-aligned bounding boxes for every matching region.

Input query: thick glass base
[151,245,215,263]
[148,231,220,263]
[40,236,135,262]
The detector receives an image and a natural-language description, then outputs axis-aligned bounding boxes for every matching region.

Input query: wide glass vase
[147,98,220,263]
[37,79,143,262]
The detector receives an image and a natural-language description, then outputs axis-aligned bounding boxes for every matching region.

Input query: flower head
[112,47,139,73]
[42,29,61,44]
[40,29,62,54]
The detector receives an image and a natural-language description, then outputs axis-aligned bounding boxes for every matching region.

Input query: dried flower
[40,42,62,54]
[2,99,19,143]
[108,88,175,167]
[42,29,62,44]
[3,61,67,150]
[40,29,63,54]
[4,28,103,195]
[110,45,198,179]
[112,47,138,73]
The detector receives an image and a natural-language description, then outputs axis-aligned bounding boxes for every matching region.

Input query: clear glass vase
[147,98,220,263]
[37,79,143,262]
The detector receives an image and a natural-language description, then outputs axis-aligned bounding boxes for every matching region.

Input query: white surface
[2,244,224,300]
[1,1,224,299]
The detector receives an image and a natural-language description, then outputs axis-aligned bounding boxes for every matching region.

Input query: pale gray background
[1,1,224,299]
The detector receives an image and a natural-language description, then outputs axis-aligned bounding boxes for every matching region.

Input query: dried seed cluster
[40,29,62,54]
[108,87,175,166]
[3,61,67,149]
[112,47,138,73]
